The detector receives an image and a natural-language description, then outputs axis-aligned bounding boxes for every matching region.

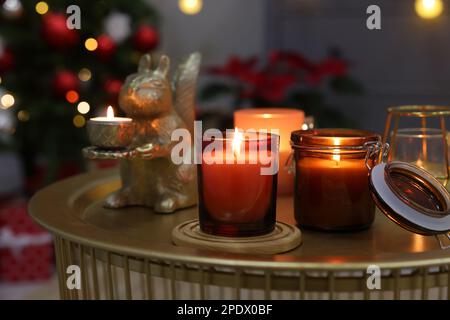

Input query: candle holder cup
[87,119,135,150]
[383,105,450,181]
[198,131,280,237]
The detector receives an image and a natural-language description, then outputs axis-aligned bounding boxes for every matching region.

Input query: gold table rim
[29,169,450,271]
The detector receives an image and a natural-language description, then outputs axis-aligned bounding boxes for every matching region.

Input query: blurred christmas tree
[0,0,160,191]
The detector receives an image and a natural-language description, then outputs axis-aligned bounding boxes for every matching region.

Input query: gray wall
[153,0,266,65]
[268,0,450,132]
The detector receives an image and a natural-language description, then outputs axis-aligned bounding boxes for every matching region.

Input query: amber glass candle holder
[290,129,381,232]
[198,131,279,237]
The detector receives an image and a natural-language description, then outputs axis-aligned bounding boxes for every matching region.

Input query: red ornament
[52,70,79,98]
[41,12,79,50]
[133,25,159,52]
[0,48,14,73]
[104,78,123,100]
[96,34,116,61]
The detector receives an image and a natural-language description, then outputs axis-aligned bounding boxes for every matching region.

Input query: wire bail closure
[437,233,450,249]
[285,151,295,175]
[364,141,390,170]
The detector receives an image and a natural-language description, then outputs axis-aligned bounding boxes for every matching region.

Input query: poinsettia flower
[318,57,348,77]
[268,50,316,73]
[241,71,296,103]
[205,51,350,100]
[306,57,348,86]
[305,72,322,86]
[207,56,259,80]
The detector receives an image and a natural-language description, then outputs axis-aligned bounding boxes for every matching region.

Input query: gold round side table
[29,169,450,300]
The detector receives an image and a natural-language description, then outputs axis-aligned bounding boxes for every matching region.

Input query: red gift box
[0,200,54,282]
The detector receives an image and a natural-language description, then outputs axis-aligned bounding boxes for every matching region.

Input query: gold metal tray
[29,169,450,300]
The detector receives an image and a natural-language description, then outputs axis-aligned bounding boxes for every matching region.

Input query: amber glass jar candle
[290,129,381,231]
[198,130,279,237]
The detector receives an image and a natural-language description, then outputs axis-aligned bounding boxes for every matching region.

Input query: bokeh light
[78,68,92,82]
[77,101,90,114]
[415,0,444,19]
[73,114,86,127]
[35,1,49,15]
[179,0,203,15]
[85,38,98,51]
[17,110,30,122]
[65,90,79,103]
[0,93,15,109]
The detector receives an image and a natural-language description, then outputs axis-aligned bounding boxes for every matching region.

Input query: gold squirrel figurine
[101,53,201,213]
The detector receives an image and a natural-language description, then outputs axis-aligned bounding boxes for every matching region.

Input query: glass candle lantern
[290,129,381,231]
[391,128,448,179]
[198,130,279,237]
[383,105,450,180]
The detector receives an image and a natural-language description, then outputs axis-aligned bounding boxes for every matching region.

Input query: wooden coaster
[172,220,302,254]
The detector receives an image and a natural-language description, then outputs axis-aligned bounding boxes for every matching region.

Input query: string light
[73,115,86,127]
[179,0,203,15]
[84,38,98,51]
[78,68,92,82]
[415,0,443,19]
[0,93,15,109]
[17,110,29,122]
[35,1,49,15]
[77,101,90,114]
[3,0,22,13]
[65,90,79,103]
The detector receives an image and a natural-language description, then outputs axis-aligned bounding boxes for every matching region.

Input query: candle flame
[332,154,341,163]
[232,128,243,158]
[332,138,341,163]
[106,106,114,119]
[332,137,341,146]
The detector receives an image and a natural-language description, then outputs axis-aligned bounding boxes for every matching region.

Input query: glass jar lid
[369,161,450,235]
[290,129,381,149]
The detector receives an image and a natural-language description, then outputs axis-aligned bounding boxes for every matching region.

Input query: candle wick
[332,153,340,166]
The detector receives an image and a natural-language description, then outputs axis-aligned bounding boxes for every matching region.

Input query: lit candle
[90,106,132,123]
[87,106,134,149]
[198,129,279,237]
[234,108,304,195]
[291,129,380,231]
